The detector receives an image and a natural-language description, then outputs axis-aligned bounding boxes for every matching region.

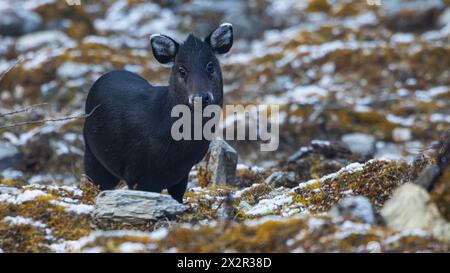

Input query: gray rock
[202,139,238,186]
[341,133,376,157]
[94,190,186,224]
[180,0,264,39]
[383,0,446,31]
[287,147,313,162]
[0,142,22,171]
[415,164,440,191]
[0,7,42,36]
[264,171,296,188]
[439,8,450,27]
[329,196,376,224]
[381,183,450,243]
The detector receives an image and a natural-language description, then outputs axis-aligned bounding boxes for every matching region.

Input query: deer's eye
[178,66,187,78]
[206,62,214,74]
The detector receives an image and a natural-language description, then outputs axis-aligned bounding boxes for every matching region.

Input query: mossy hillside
[1,44,167,107]
[76,216,448,253]
[283,141,362,182]
[0,180,98,252]
[180,185,236,223]
[0,219,50,253]
[291,160,410,213]
[0,157,448,253]
[31,0,96,39]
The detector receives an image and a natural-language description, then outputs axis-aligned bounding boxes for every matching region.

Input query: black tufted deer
[83,23,233,203]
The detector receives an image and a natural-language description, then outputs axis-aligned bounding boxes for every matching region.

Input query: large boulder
[94,190,186,225]
[381,183,450,243]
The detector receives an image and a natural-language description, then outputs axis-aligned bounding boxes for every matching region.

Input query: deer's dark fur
[83,24,233,202]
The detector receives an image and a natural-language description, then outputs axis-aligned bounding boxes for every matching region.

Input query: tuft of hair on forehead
[178,34,212,58]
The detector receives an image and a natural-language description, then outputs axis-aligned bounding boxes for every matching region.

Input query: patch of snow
[57,62,91,79]
[1,169,24,180]
[342,11,378,28]
[386,114,415,127]
[0,189,48,204]
[16,30,75,52]
[3,216,46,228]
[383,229,430,245]
[22,0,56,10]
[244,214,299,227]
[422,23,450,41]
[245,194,293,216]
[2,123,64,146]
[119,242,146,253]
[68,230,159,252]
[49,200,93,214]
[233,183,261,199]
[311,140,330,146]
[292,161,365,193]
[94,0,180,39]
[149,228,168,240]
[390,33,415,44]
[28,174,55,184]
[415,86,449,102]
[430,113,450,123]
[236,164,265,173]
[285,85,328,104]
[366,241,381,253]
[334,220,372,240]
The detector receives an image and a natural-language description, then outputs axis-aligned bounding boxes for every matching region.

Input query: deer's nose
[189,92,214,106]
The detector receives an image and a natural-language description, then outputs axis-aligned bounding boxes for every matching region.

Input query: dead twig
[0,103,48,118]
[0,104,101,129]
[0,58,24,84]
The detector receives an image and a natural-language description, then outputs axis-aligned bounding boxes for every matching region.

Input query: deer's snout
[189,92,214,107]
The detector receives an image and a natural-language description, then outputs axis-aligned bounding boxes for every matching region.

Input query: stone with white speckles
[94,190,186,225]
[203,139,238,186]
[329,196,376,224]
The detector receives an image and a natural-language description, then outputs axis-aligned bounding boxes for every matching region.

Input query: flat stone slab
[94,190,186,224]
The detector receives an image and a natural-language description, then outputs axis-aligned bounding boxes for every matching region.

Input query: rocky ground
[0,0,450,252]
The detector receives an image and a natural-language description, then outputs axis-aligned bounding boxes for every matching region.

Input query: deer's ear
[150,34,179,67]
[205,23,233,55]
